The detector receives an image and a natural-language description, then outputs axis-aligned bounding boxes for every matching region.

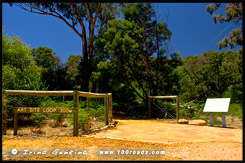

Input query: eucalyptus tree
[179,50,242,102]
[11,3,123,91]
[95,3,180,102]
[122,3,175,97]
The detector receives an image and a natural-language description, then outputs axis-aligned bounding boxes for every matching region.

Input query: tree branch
[85,3,93,23]
[70,3,86,37]
[93,3,101,24]
[14,3,82,39]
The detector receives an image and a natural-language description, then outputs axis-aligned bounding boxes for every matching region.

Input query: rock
[178,119,189,124]
[188,120,206,126]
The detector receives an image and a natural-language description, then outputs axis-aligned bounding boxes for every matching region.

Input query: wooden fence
[148,95,179,121]
[3,90,113,136]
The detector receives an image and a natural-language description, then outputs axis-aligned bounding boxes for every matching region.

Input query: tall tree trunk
[80,31,90,92]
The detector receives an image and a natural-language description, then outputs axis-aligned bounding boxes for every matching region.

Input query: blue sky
[2,3,241,64]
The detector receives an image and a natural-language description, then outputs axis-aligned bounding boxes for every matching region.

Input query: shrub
[50,113,66,126]
[40,99,74,125]
[30,113,47,128]
[78,109,90,124]
[229,103,243,119]
[179,105,187,119]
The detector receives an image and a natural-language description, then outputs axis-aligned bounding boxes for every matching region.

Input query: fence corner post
[73,90,79,136]
[108,93,113,124]
[148,97,151,119]
[176,95,180,122]
[104,94,109,125]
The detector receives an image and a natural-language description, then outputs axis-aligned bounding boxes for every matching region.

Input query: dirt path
[2,119,243,161]
[91,120,242,143]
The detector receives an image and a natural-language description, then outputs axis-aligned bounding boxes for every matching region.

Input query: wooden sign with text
[14,107,76,113]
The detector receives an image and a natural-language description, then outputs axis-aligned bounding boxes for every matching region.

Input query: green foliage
[40,98,74,125]
[5,3,242,122]
[2,33,45,127]
[2,33,43,91]
[78,109,90,124]
[206,3,243,49]
[65,54,82,79]
[30,113,47,128]
[229,103,243,119]
[151,100,176,119]
[181,102,242,126]
[95,19,143,58]
[31,47,59,69]
[2,89,8,134]
[31,46,75,91]
[12,3,126,92]
[179,50,242,103]
[179,105,187,119]
[88,105,104,119]
[67,98,105,128]
[222,85,243,104]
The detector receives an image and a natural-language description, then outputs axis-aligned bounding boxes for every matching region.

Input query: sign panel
[203,98,231,112]
[14,107,76,113]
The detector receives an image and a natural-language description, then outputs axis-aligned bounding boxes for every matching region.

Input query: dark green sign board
[14,107,76,113]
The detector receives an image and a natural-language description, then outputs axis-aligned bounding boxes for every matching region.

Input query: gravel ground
[2,136,242,161]
[2,118,243,161]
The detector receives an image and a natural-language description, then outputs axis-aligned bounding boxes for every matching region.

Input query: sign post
[210,113,214,127]
[14,113,18,135]
[203,98,231,128]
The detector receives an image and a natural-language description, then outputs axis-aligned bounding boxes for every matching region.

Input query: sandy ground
[2,119,243,161]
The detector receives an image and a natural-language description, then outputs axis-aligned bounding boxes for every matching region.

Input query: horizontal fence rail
[4,90,74,96]
[78,91,108,98]
[148,96,177,99]
[3,90,113,136]
[4,90,110,98]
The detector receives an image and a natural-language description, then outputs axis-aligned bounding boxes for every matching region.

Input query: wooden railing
[3,90,113,136]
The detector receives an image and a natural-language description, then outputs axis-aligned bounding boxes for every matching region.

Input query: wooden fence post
[148,97,151,119]
[2,105,7,135]
[108,93,112,123]
[176,95,180,122]
[87,97,90,109]
[109,93,113,123]
[73,90,79,136]
[104,94,109,125]
[14,112,18,136]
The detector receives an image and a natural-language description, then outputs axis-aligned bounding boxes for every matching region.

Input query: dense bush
[30,113,47,128]
[40,98,74,125]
